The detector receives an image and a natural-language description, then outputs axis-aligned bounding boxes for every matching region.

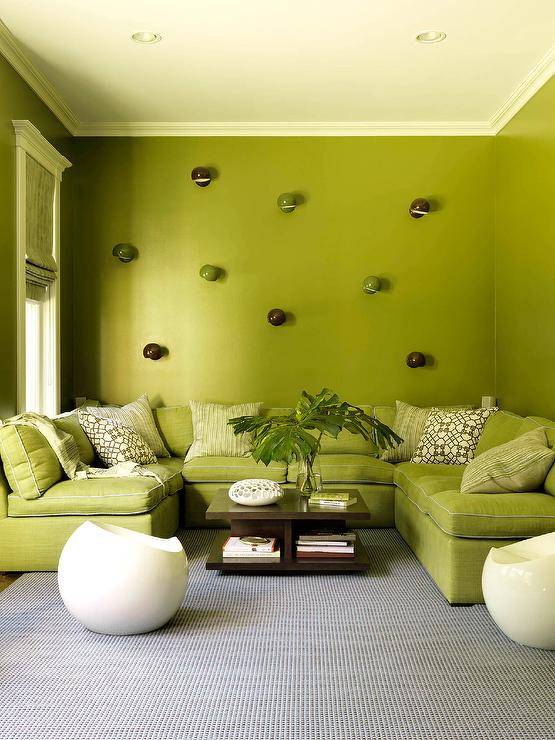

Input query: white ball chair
[58,521,188,635]
[482,532,555,649]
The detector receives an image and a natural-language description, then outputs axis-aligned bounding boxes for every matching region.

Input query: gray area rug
[1,528,554,740]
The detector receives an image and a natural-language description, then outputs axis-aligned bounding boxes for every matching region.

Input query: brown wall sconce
[112,243,138,263]
[362,275,381,294]
[406,351,426,368]
[409,198,430,218]
[199,264,222,281]
[191,167,211,187]
[143,343,164,361]
[267,308,286,326]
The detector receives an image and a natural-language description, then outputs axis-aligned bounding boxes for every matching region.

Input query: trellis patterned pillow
[79,412,157,467]
[411,407,498,465]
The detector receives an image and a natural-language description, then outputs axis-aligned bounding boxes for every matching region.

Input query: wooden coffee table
[205,488,370,573]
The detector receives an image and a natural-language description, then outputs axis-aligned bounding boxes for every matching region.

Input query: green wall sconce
[409,198,430,218]
[406,351,426,368]
[112,243,138,263]
[199,264,222,281]
[191,167,211,187]
[362,276,381,294]
[143,343,163,360]
[267,308,286,326]
[277,193,297,213]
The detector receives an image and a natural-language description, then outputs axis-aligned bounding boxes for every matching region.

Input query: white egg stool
[482,532,555,649]
[58,521,188,635]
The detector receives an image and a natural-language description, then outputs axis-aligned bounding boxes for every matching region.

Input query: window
[13,120,71,416]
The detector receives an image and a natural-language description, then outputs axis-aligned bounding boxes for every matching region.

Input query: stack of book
[307,491,357,508]
[222,536,280,561]
[296,529,356,559]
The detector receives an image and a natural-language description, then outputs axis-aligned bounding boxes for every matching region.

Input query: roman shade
[25,155,56,302]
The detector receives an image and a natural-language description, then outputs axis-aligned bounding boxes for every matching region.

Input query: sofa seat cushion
[394,463,464,512]
[287,455,394,485]
[426,489,555,539]
[144,457,185,495]
[8,476,171,517]
[182,456,286,483]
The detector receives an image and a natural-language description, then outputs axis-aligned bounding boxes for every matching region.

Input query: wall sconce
[199,264,221,281]
[362,276,381,294]
[406,351,426,368]
[267,308,286,326]
[191,167,211,187]
[143,343,163,360]
[409,198,430,218]
[112,243,138,263]
[277,193,297,213]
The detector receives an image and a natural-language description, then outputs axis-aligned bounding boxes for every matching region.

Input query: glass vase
[296,456,322,496]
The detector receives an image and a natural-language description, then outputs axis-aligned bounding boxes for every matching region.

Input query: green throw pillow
[0,425,62,500]
[460,428,555,494]
[185,400,262,462]
[54,412,95,465]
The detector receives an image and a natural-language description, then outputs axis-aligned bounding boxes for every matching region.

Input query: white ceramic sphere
[228,479,284,506]
[482,532,555,650]
[58,521,188,635]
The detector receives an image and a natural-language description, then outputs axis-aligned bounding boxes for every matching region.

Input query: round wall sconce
[267,308,286,326]
[191,167,211,187]
[143,343,163,361]
[409,198,430,218]
[277,193,297,213]
[362,276,381,294]
[199,264,221,281]
[406,351,426,368]
[112,243,138,263]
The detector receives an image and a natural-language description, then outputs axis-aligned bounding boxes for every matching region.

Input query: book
[222,549,281,559]
[297,530,356,542]
[307,498,357,508]
[309,491,351,502]
[296,545,354,554]
[295,540,350,547]
[296,550,354,559]
[222,536,277,554]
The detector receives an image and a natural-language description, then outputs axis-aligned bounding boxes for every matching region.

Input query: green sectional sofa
[2,403,555,606]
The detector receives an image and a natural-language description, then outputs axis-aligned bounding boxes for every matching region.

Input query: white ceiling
[0,0,553,135]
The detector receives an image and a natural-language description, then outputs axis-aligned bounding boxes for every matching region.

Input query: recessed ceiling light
[131,31,162,44]
[416,30,446,44]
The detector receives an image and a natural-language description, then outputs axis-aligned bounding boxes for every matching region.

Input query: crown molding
[12,119,72,178]
[76,120,495,137]
[0,19,79,135]
[489,46,555,133]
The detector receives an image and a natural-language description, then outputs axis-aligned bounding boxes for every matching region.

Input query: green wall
[495,77,555,417]
[0,55,74,418]
[72,136,495,408]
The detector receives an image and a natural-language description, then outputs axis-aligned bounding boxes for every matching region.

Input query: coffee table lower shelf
[206,532,370,573]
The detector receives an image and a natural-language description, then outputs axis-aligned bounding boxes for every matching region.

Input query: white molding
[13,120,72,415]
[0,19,79,135]
[489,46,555,134]
[13,120,72,179]
[76,120,495,137]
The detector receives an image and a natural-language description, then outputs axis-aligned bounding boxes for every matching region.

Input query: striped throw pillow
[185,401,262,462]
[461,428,555,493]
[79,394,169,458]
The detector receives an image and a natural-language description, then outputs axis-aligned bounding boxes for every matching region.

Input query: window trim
[13,120,71,416]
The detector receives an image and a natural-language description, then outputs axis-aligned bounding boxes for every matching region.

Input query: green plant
[229,389,402,494]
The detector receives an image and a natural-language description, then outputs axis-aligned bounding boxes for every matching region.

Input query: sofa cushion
[78,413,157,466]
[287,454,394,485]
[319,405,377,455]
[185,401,262,462]
[0,425,62,500]
[54,412,95,465]
[183,456,286,483]
[144,457,185,495]
[412,408,497,465]
[426,489,555,539]
[394,463,464,511]
[153,406,193,459]
[474,410,526,456]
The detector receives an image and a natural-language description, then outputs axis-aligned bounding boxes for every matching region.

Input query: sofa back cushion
[519,416,555,496]
[474,410,526,456]
[153,406,194,459]
[0,425,62,500]
[54,412,95,465]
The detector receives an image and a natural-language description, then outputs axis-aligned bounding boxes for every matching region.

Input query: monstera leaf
[228,388,402,466]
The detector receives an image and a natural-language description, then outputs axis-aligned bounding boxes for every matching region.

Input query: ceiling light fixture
[416,30,446,44]
[131,31,162,44]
